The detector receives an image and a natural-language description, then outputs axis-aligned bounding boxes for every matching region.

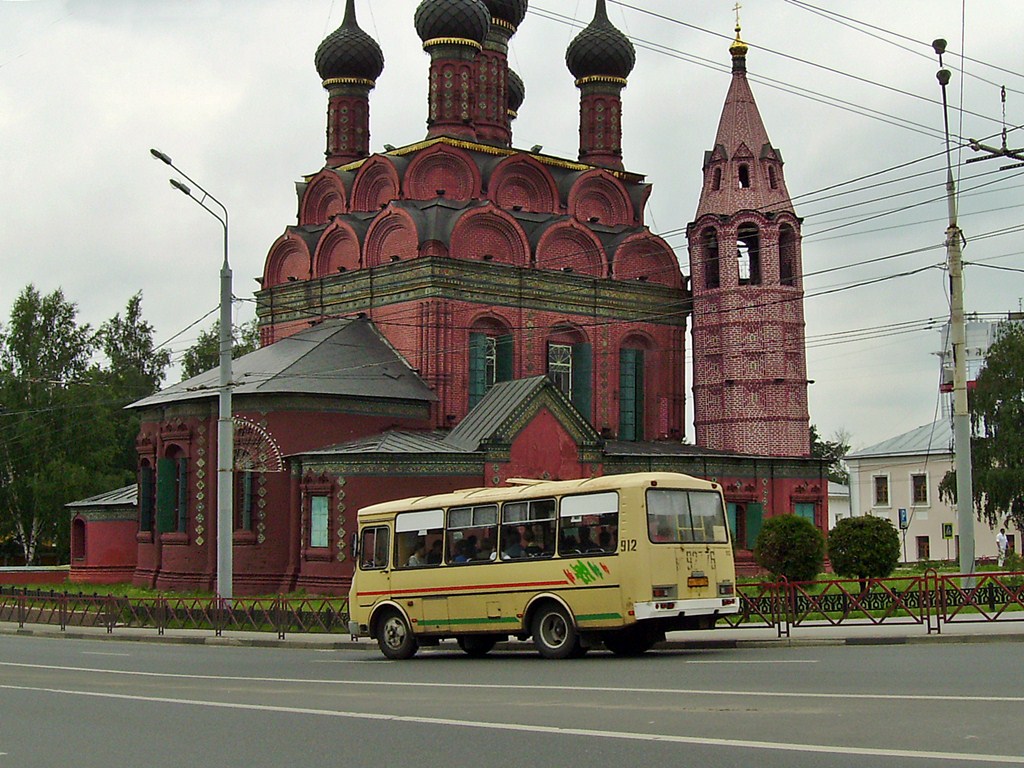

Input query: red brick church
[69,0,824,594]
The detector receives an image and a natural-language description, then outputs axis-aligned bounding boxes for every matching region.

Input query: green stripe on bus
[576,613,622,622]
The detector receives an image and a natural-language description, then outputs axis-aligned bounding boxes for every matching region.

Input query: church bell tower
[687,24,810,457]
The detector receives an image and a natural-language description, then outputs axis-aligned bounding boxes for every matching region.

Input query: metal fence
[1,569,1022,640]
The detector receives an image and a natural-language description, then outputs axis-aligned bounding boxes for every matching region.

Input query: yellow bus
[348,472,737,659]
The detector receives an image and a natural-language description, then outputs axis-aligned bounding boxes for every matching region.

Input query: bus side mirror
[350,532,360,562]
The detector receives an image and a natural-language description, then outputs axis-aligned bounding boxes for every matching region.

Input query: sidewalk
[4,617,1023,651]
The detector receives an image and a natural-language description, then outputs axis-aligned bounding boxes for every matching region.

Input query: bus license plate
[687,575,709,588]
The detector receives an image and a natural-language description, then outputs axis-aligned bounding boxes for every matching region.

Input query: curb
[5,622,1024,651]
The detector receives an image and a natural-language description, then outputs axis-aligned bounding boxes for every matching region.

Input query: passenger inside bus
[475,538,495,561]
[407,541,428,567]
[501,527,525,559]
[427,540,443,564]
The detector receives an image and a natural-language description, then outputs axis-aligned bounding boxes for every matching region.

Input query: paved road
[1,630,1022,767]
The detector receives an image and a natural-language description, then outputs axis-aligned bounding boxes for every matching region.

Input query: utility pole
[933,40,974,582]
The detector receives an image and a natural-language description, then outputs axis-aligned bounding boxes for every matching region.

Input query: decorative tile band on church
[69,0,825,595]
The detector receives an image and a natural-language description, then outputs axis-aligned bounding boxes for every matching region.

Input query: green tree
[940,320,1024,529]
[96,293,171,470]
[181,318,260,381]
[810,424,851,484]
[0,286,120,563]
[828,516,900,583]
[753,514,825,582]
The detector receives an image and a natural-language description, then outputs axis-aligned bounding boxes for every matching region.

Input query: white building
[845,420,1017,564]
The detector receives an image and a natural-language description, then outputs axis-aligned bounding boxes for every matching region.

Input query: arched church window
[546,327,592,421]
[156,447,189,534]
[737,224,761,286]
[768,166,778,190]
[779,224,797,286]
[712,167,722,191]
[138,460,155,532]
[701,228,720,290]
[738,164,751,189]
[469,320,513,409]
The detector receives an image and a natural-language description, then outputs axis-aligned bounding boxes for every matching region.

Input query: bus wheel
[531,604,579,660]
[457,635,497,657]
[602,626,656,657]
[376,610,418,660]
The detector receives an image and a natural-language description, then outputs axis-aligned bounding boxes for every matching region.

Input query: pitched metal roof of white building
[846,419,953,460]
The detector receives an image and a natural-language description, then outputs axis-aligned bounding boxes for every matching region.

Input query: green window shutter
[618,348,645,441]
[176,457,189,533]
[241,472,254,530]
[496,334,514,383]
[571,342,592,420]
[155,457,177,534]
[618,348,637,440]
[139,466,154,531]
[726,502,738,543]
[468,332,487,409]
[795,502,815,524]
[745,503,764,550]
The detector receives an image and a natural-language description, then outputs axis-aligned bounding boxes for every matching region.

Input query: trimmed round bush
[754,514,825,582]
[828,516,900,579]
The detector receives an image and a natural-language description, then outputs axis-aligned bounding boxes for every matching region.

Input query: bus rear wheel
[531,604,580,659]
[376,610,418,660]
[456,635,497,657]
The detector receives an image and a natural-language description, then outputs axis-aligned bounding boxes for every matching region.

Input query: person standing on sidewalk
[996,528,1008,568]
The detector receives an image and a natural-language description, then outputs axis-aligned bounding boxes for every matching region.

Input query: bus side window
[558,492,619,556]
[393,509,445,568]
[360,526,389,570]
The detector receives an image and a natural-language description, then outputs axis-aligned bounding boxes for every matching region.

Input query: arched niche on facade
[450,204,530,267]
[351,156,401,212]
[611,233,681,288]
[489,154,559,214]
[299,170,348,226]
[535,220,606,277]
[263,232,313,287]
[699,225,720,290]
[363,206,420,268]
[313,219,362,277]
[403,143,481,202]
[778,221,800,287]
[568,169,634,227]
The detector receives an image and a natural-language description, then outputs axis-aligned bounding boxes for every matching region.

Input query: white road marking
[2,661,1022,704]
[0,682,1020,764]
[81,652,131,657]
[686,659,818,664]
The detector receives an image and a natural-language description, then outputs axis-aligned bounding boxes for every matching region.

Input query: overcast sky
[1,0,1021,451]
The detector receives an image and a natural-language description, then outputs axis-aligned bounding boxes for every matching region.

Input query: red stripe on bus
[356,579,570,597]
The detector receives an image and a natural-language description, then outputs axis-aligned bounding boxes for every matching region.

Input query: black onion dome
[414,0,491,46]
[315,0,384,82]
[481,0,528,28]
[507,68,525,112]
[565,0,635,80]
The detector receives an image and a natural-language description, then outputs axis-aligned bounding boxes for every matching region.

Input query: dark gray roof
[66,485,137,508]
[846,420,953,460]
[129,318,436,409]
[298,430,468,456]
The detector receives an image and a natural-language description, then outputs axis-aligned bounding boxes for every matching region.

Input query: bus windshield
[646,489,729,544]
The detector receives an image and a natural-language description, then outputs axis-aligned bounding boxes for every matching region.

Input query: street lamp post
[150,148,234,602]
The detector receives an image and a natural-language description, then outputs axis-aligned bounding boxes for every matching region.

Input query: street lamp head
[150,148,173,165]
[169,178,192,196]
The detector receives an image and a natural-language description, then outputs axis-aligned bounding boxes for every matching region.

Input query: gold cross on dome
[733,2,742,26]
